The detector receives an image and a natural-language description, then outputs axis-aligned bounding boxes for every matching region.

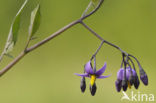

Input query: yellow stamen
[128,81,131,89]
[90,75,96,86]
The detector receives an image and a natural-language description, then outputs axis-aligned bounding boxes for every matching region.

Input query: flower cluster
[115,67,140,92]
[115,54,148,92]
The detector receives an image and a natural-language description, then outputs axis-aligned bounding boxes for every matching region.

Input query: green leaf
[82,0,100,17]
[29,4,41,38]
[4,0,28,54]
[10,0,28,45]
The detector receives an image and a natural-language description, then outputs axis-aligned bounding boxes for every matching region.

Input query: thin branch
[128,55,140,65]
[81,1,92,17]
[91,40,104,60]
[26,20,80,52]
[24,37,31,51]
[93,56,96,72]
[0,51,25,76]
[128,56,136,71]
[0,52,5,63]
[128,54,142,69]
[81,0,104,20]
[80,21,129,56]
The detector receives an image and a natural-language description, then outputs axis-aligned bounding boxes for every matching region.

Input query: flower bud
[115,79,122,92]
[134,75,140,89]
[122,79,128,91]
[129,74,135,86]
[139,68,148,85]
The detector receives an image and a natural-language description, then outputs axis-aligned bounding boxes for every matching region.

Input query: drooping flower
[139,67,148,86]
[75,61,110,96]
[115,67,140,92]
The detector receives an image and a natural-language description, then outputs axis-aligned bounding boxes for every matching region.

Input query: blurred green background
[0,0,156,103]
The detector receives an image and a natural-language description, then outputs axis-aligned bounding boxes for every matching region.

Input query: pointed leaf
[82,0,100,17]
[10,0,28,44]
[4,0,28,54]
[29,4,41,38]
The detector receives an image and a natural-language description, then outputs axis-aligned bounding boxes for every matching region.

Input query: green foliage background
[0,0,155,103]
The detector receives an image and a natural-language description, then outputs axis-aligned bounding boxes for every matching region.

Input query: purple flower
[75,61,110,85]
[75,61,110,96]
[115,67,140,92]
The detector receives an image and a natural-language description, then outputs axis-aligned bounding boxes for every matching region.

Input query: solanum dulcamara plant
[0,0,148,96]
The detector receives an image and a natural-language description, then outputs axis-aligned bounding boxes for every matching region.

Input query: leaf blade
[29,4,41,38]
[11,0,28,44]
[82,0,100,17]
[4,0,28,54]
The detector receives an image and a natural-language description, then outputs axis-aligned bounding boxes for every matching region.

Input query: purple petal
[85,61,94,74]
[126,67,131,80]
[132,69,137,76]
[115,80,122,92]
[117,68,124,80]
[97,75,111,79]
[74,73,89,77]
[95,63,107,76]
[126,67,137,80]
